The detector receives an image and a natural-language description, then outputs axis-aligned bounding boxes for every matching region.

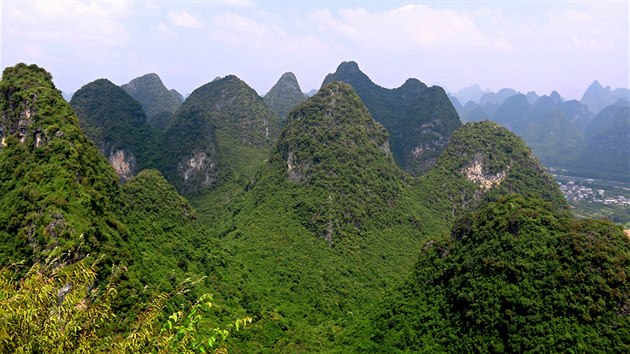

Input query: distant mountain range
[448,81,629,182]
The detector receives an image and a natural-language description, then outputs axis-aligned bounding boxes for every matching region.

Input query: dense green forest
[1,63,628,353]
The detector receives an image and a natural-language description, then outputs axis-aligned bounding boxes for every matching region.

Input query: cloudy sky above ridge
[2,0,628,100]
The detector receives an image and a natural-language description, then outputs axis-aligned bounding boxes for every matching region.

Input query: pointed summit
[70,78,157,181]
[0,64,126,263]
[121,73,183,130]
[549,90,563,104]
[263,72,307,119]
[525,91,539,105]
[249,81,405,244]
[581,80,616,114]
[321,61,461,175]
[158,75,282,194]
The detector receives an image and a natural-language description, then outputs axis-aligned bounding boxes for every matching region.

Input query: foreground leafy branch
[0,251,251,353]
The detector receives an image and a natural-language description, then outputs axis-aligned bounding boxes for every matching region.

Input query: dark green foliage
[70,78,159,180]
[364,194,630,353]
[0,64,129,266]
[263,72,307,120]
[265,81,406,241]
[121,73,183,131]
[322,61,461,175]
[158,75,282,195]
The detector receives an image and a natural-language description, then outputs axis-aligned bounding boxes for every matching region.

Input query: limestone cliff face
[427,120,567,211]
[176,149,218,193]
[70,78,158,182]
[108,148,136,181]
[0,92,53,151]
[462,153,508,191]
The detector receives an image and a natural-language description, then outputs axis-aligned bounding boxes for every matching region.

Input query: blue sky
[2,1,628,100]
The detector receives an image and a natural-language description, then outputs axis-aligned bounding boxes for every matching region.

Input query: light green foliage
[208,82,455,350]
[0,254,117,353]
[0,252,251,354]
[4,63,627,353]
[119,169,229,316]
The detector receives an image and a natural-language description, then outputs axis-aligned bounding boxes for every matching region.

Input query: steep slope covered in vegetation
[70,78,159,181]
[322,61,461,175]
[0,64,128,265]
[158,75,282,195]
[419,120,567,217]
[212,81,446,350]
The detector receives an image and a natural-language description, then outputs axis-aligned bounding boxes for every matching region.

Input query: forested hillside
[1,63,628,353]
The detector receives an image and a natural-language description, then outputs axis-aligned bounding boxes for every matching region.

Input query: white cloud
[308,4,512,51]
[2,1,625,100]
[157,22,177,39]
[4,0,131,48]
[170,10,205,29]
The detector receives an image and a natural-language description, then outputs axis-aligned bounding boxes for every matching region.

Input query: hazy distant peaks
[121,73,183,130]
[454,84,491,104]
[263,71,307,118]
[525,91,539,105]
[580,80,629,114]
[549,91,563,104]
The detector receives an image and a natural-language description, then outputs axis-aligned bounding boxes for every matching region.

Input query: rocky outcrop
[108,149,136,181]
[463,154,508,191]
[70,78,158,182]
